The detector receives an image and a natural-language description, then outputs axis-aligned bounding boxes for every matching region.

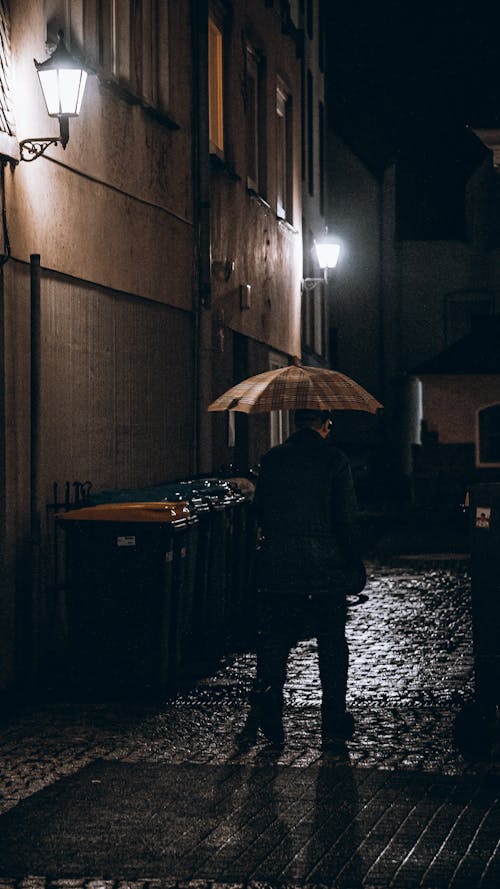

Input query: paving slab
[0,561,498,887]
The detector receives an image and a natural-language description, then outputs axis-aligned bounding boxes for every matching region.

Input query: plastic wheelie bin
[455,483,500,752]
[468,484,500,711]
[81,482,205,685]
[57,501,189,701]
[189,479,241,661]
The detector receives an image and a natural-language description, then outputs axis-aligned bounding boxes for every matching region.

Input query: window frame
[269,352,291,447]
[276,78,293,223]
[476,402,500,468]
[245,43,266,197]
[208,14,225,157]
[90,0,171,116]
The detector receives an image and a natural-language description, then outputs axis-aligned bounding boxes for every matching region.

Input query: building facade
[0,1,325,696]
[326,113,500,503]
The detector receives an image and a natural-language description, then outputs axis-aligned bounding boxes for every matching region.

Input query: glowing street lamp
[302,230,341,291]
[313,232,341,274]
[19,31,89,162]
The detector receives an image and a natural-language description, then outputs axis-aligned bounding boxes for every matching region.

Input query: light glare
[314,239,341,270]
[38,67,88,117]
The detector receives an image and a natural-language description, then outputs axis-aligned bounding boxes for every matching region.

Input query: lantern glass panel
[314,240,340,270]
[38,67,87,117]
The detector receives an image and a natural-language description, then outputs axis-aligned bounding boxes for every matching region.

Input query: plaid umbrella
[207,363,382,414]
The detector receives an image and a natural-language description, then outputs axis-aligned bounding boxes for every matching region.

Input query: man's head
[294,409,333,438]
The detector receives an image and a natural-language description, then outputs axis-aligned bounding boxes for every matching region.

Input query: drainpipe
[378,178,385,400]
[192,0,213,476]
[30,253,41,680]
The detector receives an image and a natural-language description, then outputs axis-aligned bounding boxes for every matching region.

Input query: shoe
[322,710,355,745]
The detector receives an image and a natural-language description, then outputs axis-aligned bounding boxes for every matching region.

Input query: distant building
[326,100,500,504]
[410,316,500,507]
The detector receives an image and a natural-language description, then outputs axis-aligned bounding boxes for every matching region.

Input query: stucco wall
[0,259,195,689]
[208,1,302,360]
[1,1,196,693]
[8,2,194,312]
[326,132,383,399]
[422,375,500,443]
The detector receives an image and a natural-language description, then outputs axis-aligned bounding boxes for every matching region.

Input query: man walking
[251,408,365,748]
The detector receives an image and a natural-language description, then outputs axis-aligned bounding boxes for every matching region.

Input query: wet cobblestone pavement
[0,559,499,886]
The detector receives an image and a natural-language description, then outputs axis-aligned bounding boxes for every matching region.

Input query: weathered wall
[1,258,195,690]
[422,374,500,444]
[9,3,194,311]
[208,2,302,361]
[206,1,303,473]
[0,0,196,693]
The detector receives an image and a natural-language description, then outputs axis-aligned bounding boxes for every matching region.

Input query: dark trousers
[254,593,349,723]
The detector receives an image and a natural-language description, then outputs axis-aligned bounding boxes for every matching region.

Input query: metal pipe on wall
[30,253,41,679]
[192,0,214,476]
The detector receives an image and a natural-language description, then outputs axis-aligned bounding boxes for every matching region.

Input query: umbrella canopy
[208,363,383,414]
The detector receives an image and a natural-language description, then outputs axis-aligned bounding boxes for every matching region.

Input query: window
[245,44,266,195]
[306,0,313,38]
[208,16,224,154]
[276,80,293,221]
[302,285,327,359]
[318,0,325,72]
[307,68,314,196]
[92,0,170,111]
[477,404,500,467]
[319,100,325,215]
[269,353,290,447]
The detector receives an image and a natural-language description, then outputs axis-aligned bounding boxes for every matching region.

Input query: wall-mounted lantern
[19,31,88,162]
[302,230,341,292]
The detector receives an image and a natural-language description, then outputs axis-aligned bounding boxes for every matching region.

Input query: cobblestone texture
[0,559,498,886]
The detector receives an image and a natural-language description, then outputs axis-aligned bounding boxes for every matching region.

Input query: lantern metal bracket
[19,137,61,162]
[301,272,328,293]
[19,117,69,162]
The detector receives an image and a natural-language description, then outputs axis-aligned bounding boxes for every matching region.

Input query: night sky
[327,4,500,129]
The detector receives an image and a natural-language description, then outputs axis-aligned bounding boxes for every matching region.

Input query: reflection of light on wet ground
[0,562,482,818]
[283,564,474,714]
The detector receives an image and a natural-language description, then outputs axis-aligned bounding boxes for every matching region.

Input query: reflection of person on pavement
[246,408,365,749]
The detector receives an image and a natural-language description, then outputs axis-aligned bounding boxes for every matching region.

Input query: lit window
[276,80,293,221]
[208,17,224,154]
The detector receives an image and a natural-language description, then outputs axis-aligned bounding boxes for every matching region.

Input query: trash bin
[57,501,189,701]
[77,476,255,675]
[454,482,500,754]
[169,503,200,684]
[82,482,205,685]
[171,480,231,665]
[468,483,500,712]
[228,486,257,649]
[171,478,243,665]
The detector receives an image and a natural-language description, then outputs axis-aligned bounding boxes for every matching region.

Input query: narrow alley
[0,556,498,887]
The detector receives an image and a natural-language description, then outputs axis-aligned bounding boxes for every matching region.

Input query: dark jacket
[254,428,364,594]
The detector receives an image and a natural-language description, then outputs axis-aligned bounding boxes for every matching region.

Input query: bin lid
[56,501,189,524]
